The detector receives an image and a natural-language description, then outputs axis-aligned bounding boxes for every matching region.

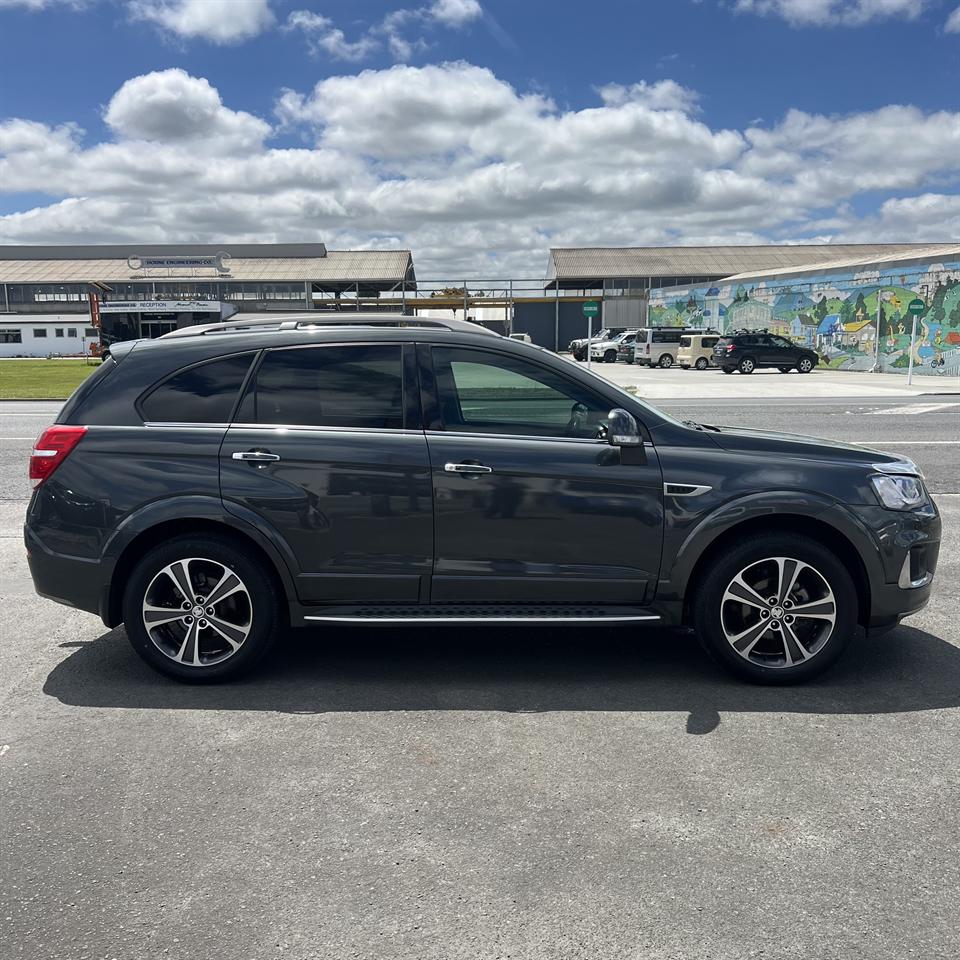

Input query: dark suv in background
[26,315,938,685]
[715,330,819,374]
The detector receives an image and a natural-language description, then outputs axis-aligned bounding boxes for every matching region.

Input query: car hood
[709,424,913,468]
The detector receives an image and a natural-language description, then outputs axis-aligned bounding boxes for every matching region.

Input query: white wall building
[0,314,100,358]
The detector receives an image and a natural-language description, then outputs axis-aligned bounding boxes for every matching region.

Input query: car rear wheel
[123,534,282,682]
[659,354,674,368]
[721,367,734,375]
[797,357,814,373]
[695,357,709,370]
[692,533,857,684]
[738,357,755,374]
[778,366,792,373]
[604,350,617,363]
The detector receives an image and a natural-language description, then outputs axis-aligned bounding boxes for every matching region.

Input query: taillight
[726,343,736,352]
[645,344,651,354]
[29,425,87,486]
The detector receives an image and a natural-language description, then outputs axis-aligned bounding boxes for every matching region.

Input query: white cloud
[945,4,960,30]
[103,68,270,148]
[286,1,486,62]
[128,0,274,44]
[733,0,927,26]
[428,0,482,27]
[2,62,959,275]
[283,11,379,61]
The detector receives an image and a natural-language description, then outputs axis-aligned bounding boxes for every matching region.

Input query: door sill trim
[304,613,660,624]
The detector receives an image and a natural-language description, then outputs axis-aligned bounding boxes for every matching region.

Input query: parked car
[568,327,624,361]
[631,327,717,368]
[508,332,532,343]
[26,314,939,685]
[678,333,721,370]
[588,329,637,363]
[715,330,819,375]
[616,331,641,362]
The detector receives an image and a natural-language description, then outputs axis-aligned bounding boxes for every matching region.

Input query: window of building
[432,347,610,439]
[0,329,23,344]
[139,353,255,423]
[238,345,404,430]
[84,328,98,338]
[33,328,48,338]
[55,329,64,337]
[67,328,77,338]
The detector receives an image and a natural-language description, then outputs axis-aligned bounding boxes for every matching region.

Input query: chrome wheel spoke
[143,604,186,627]
[205,617,246,650]
[174,620,201,665]
[781,621,810,664]
[777,557,804,603]
[729,620,769,656]
[790,598,836,620]
[724,575,768,611]
[158,560,193,604]
[205,569,243,607]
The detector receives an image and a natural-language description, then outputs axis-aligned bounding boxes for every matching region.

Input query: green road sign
[583,301,599,318]
[907,298,925,316]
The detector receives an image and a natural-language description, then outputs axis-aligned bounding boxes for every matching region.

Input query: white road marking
[868,403,959,415]
[0,744,9,759]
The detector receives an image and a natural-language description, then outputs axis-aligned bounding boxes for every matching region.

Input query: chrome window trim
[427,428,655,447]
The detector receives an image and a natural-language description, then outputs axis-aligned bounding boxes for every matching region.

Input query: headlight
[871,474,926,510]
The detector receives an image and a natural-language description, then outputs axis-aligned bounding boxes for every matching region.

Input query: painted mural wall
[647,256,960,376]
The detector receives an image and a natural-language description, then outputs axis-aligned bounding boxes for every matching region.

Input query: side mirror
[606,408,641,446]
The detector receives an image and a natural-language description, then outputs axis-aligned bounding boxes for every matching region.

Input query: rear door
[219,342,433,603]
[421,344,663,603]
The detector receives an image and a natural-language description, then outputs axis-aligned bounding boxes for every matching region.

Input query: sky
[0,0,958,277]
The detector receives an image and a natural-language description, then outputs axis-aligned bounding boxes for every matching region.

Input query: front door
[422,345,663,603]
[220,342,433,603]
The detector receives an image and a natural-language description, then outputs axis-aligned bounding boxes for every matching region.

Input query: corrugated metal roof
[547,244,943,281]
[718,243,960,283]
[0,249,413,284]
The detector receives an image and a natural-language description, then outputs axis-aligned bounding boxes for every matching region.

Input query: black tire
[625,358,634,365]
[122,534,283,683]
[658,354,674,368]
[692,533,858,684]
[778,366,791,373]
[721,367,734,375]
[604,350,617,363]
[695,357,709,370]
[797,356,814,373]
[738,356,756,374]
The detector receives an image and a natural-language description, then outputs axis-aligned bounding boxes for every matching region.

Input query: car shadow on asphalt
[42,623,960,734]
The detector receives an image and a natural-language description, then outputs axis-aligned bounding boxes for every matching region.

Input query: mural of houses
[647,244,960,377]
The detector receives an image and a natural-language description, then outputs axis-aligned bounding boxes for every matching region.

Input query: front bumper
[848,501,941,632]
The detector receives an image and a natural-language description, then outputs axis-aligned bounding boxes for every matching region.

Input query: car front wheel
[738,357,755,374]
[692,533,857,684]
[123,534,282,682]
[797,357,814,373]
[659,354,674,368]
[604,350,617,363]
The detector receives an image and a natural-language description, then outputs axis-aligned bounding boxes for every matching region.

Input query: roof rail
[160,313,500,340]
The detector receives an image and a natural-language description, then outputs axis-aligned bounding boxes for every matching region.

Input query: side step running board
[304,604,660,624]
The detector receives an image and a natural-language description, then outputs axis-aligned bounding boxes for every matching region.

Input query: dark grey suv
[26,315,940,684]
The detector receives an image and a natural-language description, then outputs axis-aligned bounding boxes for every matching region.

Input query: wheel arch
[677,513,873,628]
[100,502,297,628]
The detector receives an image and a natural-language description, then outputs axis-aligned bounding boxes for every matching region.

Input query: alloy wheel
[798,357,813,373]
[142,557,252,667]
[739,358,755,374]
[720,557,837,669]
[695,357,709,370]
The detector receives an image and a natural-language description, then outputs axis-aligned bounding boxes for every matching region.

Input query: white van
[678,333,721,369]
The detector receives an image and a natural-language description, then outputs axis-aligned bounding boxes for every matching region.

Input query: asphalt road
[1,396,958,960]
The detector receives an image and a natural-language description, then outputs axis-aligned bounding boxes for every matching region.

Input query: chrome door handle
[444,462,493,475]
[232,451,281,462]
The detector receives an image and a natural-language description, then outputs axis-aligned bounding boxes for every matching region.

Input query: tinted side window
[433,347,611,439]
[653,330,682,344]
[703,337,718,348]
[770,336,793,348]
[680,336,691,347]
[241,345,404,429]
[141,353,254,423]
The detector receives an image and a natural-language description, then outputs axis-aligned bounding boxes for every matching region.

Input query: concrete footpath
[577,361,960,400]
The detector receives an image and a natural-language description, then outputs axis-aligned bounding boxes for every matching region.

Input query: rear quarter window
[679,336,691,347]
[139,353,255,424]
